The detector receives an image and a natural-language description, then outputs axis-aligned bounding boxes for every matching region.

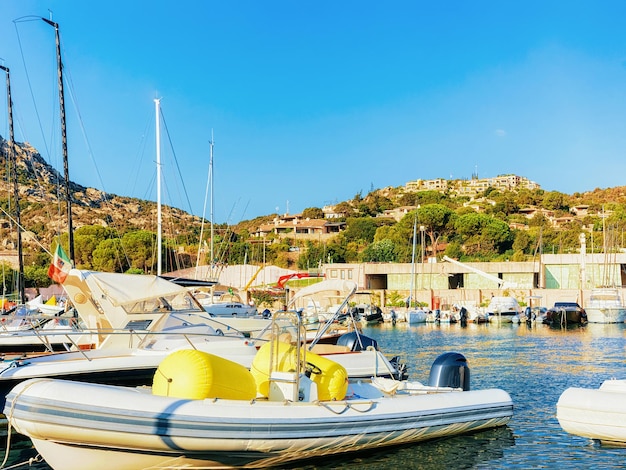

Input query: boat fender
[428,352,470,391]
[153,349,257,400]
[251,341,349,401]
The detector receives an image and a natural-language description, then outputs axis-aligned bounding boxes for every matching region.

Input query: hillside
[0,137,202,256]
[2,134,626,278]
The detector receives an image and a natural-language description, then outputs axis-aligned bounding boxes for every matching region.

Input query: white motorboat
[407,309,427,324]
[486,296,522,323]
[4,314,513,470]
[0,269,259,408]
[0,273,406,410]
[557,379,626,446]
[584,288,626,324]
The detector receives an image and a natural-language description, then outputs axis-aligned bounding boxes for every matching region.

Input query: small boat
[27,295,65,315]
[5,312,513,469]
[407,308,427,324]
[350,291,384,324]
[486,296,522,323]
[545,301,587,326]
[557,379,626,446]
[584,288,626,324]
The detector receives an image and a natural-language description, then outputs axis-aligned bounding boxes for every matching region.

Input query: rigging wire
[13,17,64,243]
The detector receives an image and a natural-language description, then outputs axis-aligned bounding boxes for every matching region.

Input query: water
[2,322,626,469]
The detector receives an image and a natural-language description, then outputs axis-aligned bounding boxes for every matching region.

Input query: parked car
[204,302,258,318]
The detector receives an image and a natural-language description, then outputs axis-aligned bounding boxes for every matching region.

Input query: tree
[301,207,324,219]
[342,217,378,244]
[512,230,531,254]
[415,204,455,257]
[297,241,326,269]
[24,265,51,288]
[542,191,568,211]
[122,230,157,272]
[73,225,116,269]
[92,239,127,272]
[361,239,397,262]
[454,213,513,257]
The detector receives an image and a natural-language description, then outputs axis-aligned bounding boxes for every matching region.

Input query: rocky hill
[0,136,202,254]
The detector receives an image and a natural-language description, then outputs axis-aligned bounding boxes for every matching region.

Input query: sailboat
[582,218,626,323]
[407,215,427,324]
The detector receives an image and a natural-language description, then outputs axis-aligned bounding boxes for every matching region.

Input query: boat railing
[0,327,252,360]
[0,314,82,333]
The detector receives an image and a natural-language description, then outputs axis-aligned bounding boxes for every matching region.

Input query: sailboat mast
[0,65,24,304]
[209,131,214,280]
[154,99,162,276]
[409,215,417,307]
[43,18,74,265]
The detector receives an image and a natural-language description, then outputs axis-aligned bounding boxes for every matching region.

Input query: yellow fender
[153,349,257,400]
[251,341,348,401]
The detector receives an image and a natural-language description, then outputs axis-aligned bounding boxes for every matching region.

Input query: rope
[1,454,44,469]
[318,399,375,415]
[1,379,52,469]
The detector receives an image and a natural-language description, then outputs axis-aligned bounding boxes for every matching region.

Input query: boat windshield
[123,291,203,314]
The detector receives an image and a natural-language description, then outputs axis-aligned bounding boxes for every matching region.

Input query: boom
[442,256,517,289]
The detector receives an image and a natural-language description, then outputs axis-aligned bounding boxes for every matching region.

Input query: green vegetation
[2,139,626,286]
[13,183,626,290]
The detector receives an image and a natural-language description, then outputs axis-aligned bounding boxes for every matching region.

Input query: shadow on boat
[287,426,515,469]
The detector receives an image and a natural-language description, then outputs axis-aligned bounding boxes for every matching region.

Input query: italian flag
[47,244,72,284]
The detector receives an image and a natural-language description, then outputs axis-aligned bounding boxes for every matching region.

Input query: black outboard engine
[389,356,408,381]
[336,331,379,351]
[459,307,467,325]
[428,352,470,391]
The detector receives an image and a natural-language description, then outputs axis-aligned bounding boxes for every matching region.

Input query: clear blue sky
[1,1,626,224]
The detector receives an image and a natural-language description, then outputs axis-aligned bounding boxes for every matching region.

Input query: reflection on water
[3,322,626,469]
[291,427,515,470]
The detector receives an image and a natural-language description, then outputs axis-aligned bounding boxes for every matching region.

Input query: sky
[1,1,626,224]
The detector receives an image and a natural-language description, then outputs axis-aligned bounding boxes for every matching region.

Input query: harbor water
[2,321,626,469]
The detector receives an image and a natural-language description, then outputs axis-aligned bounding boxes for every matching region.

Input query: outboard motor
[428,352,470,391]
[336,331,379,351]
[459,307,467,325]
[389,356,408,381]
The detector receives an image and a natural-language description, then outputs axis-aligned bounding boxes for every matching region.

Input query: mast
[409,215,417,308]
[195,132,215,282]
[209,130,214,280]
[43,17,74,265]
[0,65,24,304]
[154,98,162,276]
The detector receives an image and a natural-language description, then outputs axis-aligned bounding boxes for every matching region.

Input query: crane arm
[442,256,516,288]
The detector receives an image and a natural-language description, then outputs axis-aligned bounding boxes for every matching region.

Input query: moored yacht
[584,288,626,323]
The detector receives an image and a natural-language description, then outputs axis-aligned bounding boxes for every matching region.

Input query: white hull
[584,306,626,324]
[6,378,513,469]
[585,288,626,323]
[488,313,517,323]
[407,309,427,324]
[557,379,626,445]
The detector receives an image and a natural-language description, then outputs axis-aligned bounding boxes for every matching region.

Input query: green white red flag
[47,244,72,284]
